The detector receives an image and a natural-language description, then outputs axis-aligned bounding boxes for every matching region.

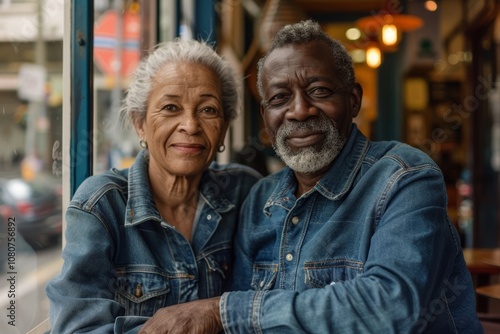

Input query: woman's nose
[179,112,201,134]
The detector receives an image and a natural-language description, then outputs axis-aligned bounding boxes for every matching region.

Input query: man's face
[260,41,362,174]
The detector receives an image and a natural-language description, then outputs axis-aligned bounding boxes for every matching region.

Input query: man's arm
[138,297,222,334]
[143,168,475,333]
[219,168,472,333]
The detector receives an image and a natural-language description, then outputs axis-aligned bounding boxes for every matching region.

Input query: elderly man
[140,20,482,334]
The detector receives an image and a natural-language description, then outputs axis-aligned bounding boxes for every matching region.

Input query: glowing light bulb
[425,1,438,12]
[382,24,398,46]
[366,47,381,68]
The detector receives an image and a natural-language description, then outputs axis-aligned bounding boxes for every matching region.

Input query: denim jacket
[221,125,482,334]
[46,150,260,334]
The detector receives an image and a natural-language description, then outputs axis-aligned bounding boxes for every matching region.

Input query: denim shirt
[221,125,483,334]
[46,150,260,334]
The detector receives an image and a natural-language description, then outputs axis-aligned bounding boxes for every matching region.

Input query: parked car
[0,177,62,249]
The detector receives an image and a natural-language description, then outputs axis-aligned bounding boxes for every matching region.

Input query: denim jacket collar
[264,125,369,215]
[125,150,235,227]
[315,125,369,200]
[125,150,159,226]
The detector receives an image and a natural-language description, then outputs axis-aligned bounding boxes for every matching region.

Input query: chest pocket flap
[114,268,173,316]
[251,262,278,291]
[305,259,364,288]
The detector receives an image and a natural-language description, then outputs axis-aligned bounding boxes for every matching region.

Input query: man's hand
[139,297,222,334]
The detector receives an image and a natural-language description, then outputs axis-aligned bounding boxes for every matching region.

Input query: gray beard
[273,118,347,174]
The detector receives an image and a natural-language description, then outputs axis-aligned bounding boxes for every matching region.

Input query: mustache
[277,118,333,137]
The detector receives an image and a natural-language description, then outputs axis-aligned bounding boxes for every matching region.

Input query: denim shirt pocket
[199,253,230,297]
[251,263,279,291]
[304,259,364,288]
[197,243,232,298]
[113,268,172,317]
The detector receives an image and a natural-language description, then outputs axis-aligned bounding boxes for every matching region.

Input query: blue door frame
[70,0,94,197]
[70,0,216,197]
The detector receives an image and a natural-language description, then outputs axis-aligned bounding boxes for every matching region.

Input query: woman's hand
[139,297,222,334]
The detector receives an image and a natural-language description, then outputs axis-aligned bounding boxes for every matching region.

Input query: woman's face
[137,61,229,177]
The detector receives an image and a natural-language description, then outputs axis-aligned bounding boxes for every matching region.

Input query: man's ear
[350,83,363,118]
[260,102,265,119]
[260,103,271,136]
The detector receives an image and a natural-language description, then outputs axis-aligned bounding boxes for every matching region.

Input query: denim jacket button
[207,214,212,220]
[286,253,293,261]
[259,280,264,288]
[134,283,143,298]
[291,216,299,225]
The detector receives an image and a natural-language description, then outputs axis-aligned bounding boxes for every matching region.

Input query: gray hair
[256,20,355,100]
[122,38,239,126]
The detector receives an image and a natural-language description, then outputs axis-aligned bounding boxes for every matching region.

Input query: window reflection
[93,0,142,174]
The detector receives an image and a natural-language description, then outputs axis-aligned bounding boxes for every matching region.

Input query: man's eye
[268,93,289,105]
[309,87,332,97]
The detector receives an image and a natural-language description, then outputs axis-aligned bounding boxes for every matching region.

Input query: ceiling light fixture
[366,46,382,68]
[424,1,438,12]
[356,13,423,50]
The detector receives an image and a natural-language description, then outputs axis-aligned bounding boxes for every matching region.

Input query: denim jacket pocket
[251,263,279,291]
[199,253,231,297]
[304,259,364,288]
[113,268,172,316]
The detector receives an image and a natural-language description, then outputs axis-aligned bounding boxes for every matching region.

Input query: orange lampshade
[356,13,423,50]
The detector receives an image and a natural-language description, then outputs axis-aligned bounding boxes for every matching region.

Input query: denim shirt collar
[124,150,235,227]
[315,125,369,200]
[199,170,235,213]
[264,124,369,214]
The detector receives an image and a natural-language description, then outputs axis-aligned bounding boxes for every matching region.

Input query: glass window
[0,0,63,332]
[92,0,175,174]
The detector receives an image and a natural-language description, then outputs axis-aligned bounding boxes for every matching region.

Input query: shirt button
[286,253,293,261]
[291,216,299,225]
[207,214,212,220]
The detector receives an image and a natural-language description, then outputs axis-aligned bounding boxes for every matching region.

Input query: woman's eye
[201,107,215,113]
[162,104,178,112]
[199,107,220,118]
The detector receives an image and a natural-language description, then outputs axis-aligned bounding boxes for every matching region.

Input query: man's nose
[286,93,320,121]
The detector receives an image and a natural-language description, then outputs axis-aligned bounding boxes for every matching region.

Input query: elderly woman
[46,39,261,333]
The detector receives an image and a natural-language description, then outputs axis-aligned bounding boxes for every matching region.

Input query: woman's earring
[140,138,148,149]
[217,144,225,152]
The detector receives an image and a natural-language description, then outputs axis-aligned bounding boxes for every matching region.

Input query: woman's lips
[286,133,324,148]
[171,143,205,153]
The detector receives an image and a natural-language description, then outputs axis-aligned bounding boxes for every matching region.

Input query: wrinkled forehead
[261,42,341,86]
